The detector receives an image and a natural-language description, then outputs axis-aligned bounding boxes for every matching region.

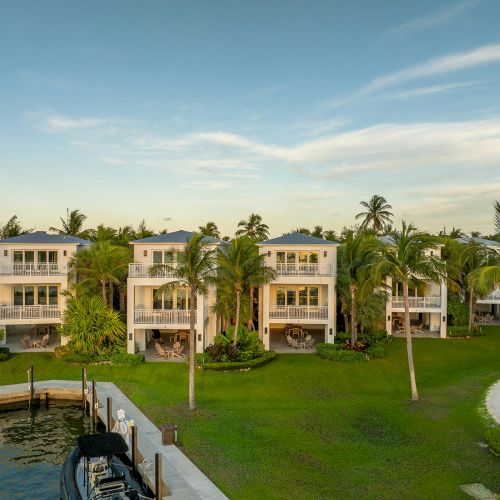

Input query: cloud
[27,111,126,133]
[182,180,232,191]
[384,80,482,99]
[386,0,481,37]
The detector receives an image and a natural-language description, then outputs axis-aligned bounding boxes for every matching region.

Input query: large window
[152,288,190,310]
[152,250,177,265]
[12,285,58,306]
[277,286,320,306]
[13,250,57,264]
[277,251,318,266]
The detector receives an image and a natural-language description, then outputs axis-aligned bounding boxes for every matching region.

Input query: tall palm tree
[217,237,275,342]
[70,241,130,307]
[135,219,155,239]
[373,222,446,401]
[323,229,338,242]
[0,215,31,239]
[50,209,88,236]
[311,226,324,239]
[236,213,269,240]
[88,224,118,243]
[198,222,220,239]
[337,230,378,346]
[355,195,393,233]
[151,233,217,410]
[494,200,500,234]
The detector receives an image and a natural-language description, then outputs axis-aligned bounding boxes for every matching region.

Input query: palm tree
[50,209,88,236]
[115,225,136,246]
[235,213,269,240]
[323,229,338,242]
[217,237,275,342]
[198,222,220,239]
[70,241,130,307]
[151,233,217,410]
[88,224,118,242]
[337,230,378,346]
[494,200,500,234]
[311,226,324,239]
[135,219,155,239]
[373,221,446,401]
[355,195,393,233]
[0,215,31,239]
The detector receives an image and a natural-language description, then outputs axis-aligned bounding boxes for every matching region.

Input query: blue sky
[1,0,499,237]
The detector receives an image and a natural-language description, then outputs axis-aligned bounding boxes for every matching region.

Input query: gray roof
[0,231,91,245]
[131,230,224,245]
[456,236,500,247]
[257,232,338,246]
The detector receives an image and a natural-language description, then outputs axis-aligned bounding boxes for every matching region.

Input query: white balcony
[476,289,500,303]
[275,263,333,277]
[129,263,177,279]
[391,297,441,309]
[269,305,328,320]
[133,308,190,325]
[0,263,65,276]
[0,305,62,320]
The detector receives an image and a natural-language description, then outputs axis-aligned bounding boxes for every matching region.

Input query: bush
[317,343,366,362]
[362,330,388,344]
[196,351,276,371]
[0,347,10,361]
[109,351,145,365]
[447,299,469,326]
[447,325,484,337]
[365,344,385,359]
[485,427,500,456]
[0,329,4,342]
[53,345,70,359]
[334,332,350,344]
[205,327,265,363]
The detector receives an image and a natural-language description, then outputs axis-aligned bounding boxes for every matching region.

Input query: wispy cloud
[387,0,481,38]
[182,180,232,191]
[384,80,482,99]
[27,111,126,133]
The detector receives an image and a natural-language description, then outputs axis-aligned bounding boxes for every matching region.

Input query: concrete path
[0,379,227,500]
[486,380,500,425]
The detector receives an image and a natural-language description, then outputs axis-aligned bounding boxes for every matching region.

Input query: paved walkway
[0,379,227,500]
[486,380,500,424]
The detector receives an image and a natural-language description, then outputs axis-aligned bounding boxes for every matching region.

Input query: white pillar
[196,293,204,353]
[440,282,447,338]
[327,283,335,343]
[127,282,135,354]
[262,284,270,350]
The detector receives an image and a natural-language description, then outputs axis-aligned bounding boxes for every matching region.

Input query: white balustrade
[0,305,62,319]
[128,263,177,278]
[268,305,328,320]
[133,308,191,324]
[0,263,64,276]
[391,296,441,309]
[275,263,333,277]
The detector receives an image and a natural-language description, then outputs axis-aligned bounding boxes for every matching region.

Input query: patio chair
[483,313,494,324]
[286,335,296,349]
[290,338,302,349]
[20,335,31,349]
[39,334,49,348]
[171,345,185,358]
[154,342,171,358]
[304,335,315,349]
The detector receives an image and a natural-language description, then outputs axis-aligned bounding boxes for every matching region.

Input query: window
[152,251,163,265]
[13,251,23,263]
[38,286,47,305]
[49,251,58,263]
[309,287,319,306]
[164,251,175,264]
[286,289,296,306]
[13,286,23,305]
[48,286,58,305]
[299,252,308,264]
[153,250,177,265]
[152,288,190,310]
[13,285,58,306]
[309,252,318,264]
[24,252,34,263]
[298,287,308,305]
[275,286,321,307]
[164,289,174,309]
[24,286,35,305]
[286,253,296,264]
[276,252,286,264]
[276,287,285,306]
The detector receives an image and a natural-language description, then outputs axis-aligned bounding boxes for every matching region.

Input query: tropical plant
[311,226,324,239]
[70,241,130,307]
[59,295,126,355]
[198,222,221,239]
[355,195,393,233]
[150,233,217,411]
[50,209,88,237]
[88,224,118,242]
[372,221,446,401]
[0,215,30,239]
[135,219,155,239]
[494,200,500,234]
[235,213,269,240]
[323,229,338,242]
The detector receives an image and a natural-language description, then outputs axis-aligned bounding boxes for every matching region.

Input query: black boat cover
[77,432,129,458]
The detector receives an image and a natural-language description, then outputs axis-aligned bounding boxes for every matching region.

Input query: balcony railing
[133,308,190,324]
[275,263,333,277]
[477,289,500,302]
[0,263,65,276]
[269,305,328,320]
[391,297,441,309]
[0,305,62,320]
[129,263,177,279]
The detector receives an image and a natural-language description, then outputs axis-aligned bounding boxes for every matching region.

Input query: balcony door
[152,288,190,310]
[13,250,57,265]
[152,250,177,265]
[13,285,58,306]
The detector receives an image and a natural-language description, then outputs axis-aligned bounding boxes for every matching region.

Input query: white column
[327,282,335,343]
[262,284,270,350]
[126,281,135,354]
[440,281,447,338]
[196,293,204,353]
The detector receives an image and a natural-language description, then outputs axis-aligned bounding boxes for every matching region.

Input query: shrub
[0,329,4,343]
[341,339,368,351]
[362,330,388,344]
[447,325,484,337]
[196,351,276,371]
[0,347,10,362]
[206,326,265,363]
[334,332,350,344]
[365,344,385,359]
[109,351,145,365]
[447,299,469,326]
[317,343,366,362]
[53,345,70,359]
[485,427,500,456]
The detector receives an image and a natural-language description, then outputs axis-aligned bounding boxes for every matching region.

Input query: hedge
[195,351,277,371]
[485,426,500,457]
[365,344,385,359]
[447,325,484,337]
[317,343,366,363]
[0,347,10,362]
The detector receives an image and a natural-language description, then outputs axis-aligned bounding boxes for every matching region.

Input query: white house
[457,236,500,320]
[256,233,338,350]
[0,231,91,346]
[382,238,448,338]
[126,230,223,354]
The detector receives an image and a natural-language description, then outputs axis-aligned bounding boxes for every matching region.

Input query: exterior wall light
[63,250,67,256]
[128,333,133,341]
[442,316,446,322]
[329,328,333,336]
[3,250,7,257]
[267,251,271,257]
[143,250,147,257]
[387,315,391,322]
[324,251,327,257]
[198,333,202,342]
[264,327,268,334]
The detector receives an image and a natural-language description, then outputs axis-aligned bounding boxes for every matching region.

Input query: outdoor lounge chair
[171,344,185,358]
[286,335,296,349]
[483,314,494,324]
[154,342,171,358]
[20,335,31,349]
[304,335,315,349]
[39,334,49,348]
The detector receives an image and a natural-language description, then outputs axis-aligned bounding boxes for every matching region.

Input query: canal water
[0,399,96,499]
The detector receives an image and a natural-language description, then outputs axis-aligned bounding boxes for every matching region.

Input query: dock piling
[82,368,87,412]
[131,425,137,469]
[28,366,34,405]
[155,453,162,500]
[92,380,97,426]
[106,397,112,431]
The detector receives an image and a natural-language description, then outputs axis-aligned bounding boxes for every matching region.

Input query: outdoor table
[31,338,41,348]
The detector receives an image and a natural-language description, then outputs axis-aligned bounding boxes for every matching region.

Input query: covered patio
[142,328,189,362]
[2,324,61,352]
[269,325,325,353]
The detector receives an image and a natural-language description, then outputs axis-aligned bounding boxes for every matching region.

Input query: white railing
[133,308,190,324]
[275,263,333,277]
[391,297,441,309]
[0,263,65,276]
[128,263,177,279]
[0,305,62,320]
[269,305,328,320]
[477,289,500,302]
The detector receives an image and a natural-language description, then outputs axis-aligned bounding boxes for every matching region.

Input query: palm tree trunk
[248,287,255,330]
[468,287,474,331]
[343,313,350,333]
[119,289,126,312]
[350,284,358,347]
[102,281,107,306]
[403,281,419,401]
[189,289,196,411]
[234,288,241,344]
[108,282,114,309]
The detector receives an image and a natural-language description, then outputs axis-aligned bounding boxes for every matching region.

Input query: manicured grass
[1,329,500,499]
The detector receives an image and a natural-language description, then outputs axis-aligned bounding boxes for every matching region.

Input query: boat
[61,432,149,499]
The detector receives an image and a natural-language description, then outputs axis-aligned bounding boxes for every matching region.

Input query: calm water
[0,400,95,499]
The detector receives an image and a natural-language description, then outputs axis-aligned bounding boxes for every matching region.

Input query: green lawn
[1,328,500,499]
